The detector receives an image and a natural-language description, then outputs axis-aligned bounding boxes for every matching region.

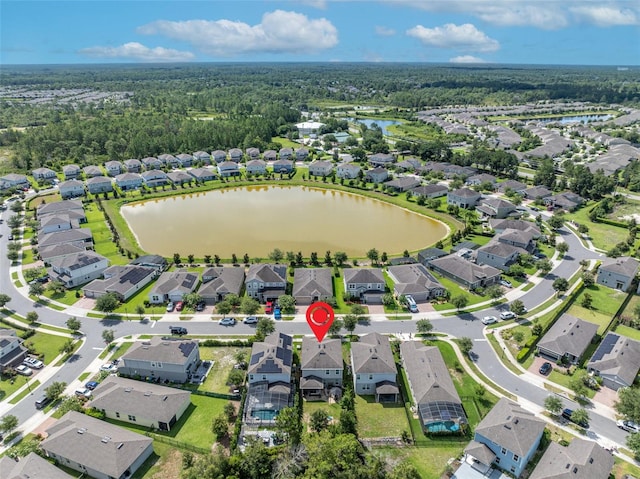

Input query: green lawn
[567,285,626,334]
[0,374,35,402]
[620,294,640,322]
[431,272,491,311]
[21,248,35,265]
[24,331,69,364]
[8,379,40,404]
[303,400,342,432]
[110,342,134,360]
[355,394,410,438]
[565,203,631,251]
[548,370,596,399]
[84,202,129,265]
[198,346,250,394]
[42,287,82,306]
[615,324,640,341]
[374,445,463,479]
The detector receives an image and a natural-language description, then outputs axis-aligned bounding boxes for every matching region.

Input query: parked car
[220,317,236,326]
[617,420,640,433]
[562,408,589,428]
[195,302,205,312]
[500,311,517,320]
[481,316,497,325]
[75,387,92,398]
[85,381,99,390]
[175,301,184,312]
[15,364,33,376]
[100,363,118,373]
[499,279,512,288]
[170,326,188,335]
[243,316,259,324]
[35,394,51,410]
[539,362,552,375]
[274,308,282,320]
[23,357,44,369]
[265,301,274,314]
[166,302,175,312]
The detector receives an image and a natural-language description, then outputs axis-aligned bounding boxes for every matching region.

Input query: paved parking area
[594,386,619,408]
[529,356,556,377]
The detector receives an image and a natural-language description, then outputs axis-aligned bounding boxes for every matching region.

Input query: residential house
[350,333,399,402]
[365,167,389,184]
[38,228,93,250]
[141,170,169,187]
[58,179,85,200]
[63,164,81,180]
[192,151,211,165]
[343,268,385,303]
[86,176,114,195]
[596,256,639,292]
[158,154,179,168]
[385,176,421,192]
[211,150,227,163]
[476,198,517,219]
[39,244,86,266]
[387,264,446,301]
[308,160,334,177]
[0,329,28,373]
[530,438,613,479]
[489,219,541,238]
[141,157,162,170]
[295,147,309,161]
[187,167,217,183]
[198,267,245,304]
[368,153,395,167]
[246,147,260,160]
[400,341,467,433]
[48,251,109,288]
[246,159,267,175]
[543,191,584,212]
[272,159,294,173]
[83,265,157,301]
[300,337,343,399]
[279,147,293,160]
[87,376,191,431]
[496,179,528,195]
[148,271,199,304]
[0,451,75,479]
[429,254,501,290]
[417,247,448,266]
[263,150,277,162]
[114,172,143,191]
[497,228,536,253]
[176,153,193,167]
[166,171,192,186]
[245,333,293,422]
[410,184,448,199]
[466,173,497,187]
[104,161,123,177]
[40,411,154,479]
[524,186,552,200]
[228,148,243,162]
[130,254,167,272]
[118,336,200,383]
[536,314,598,364]
[39,213,79,234]
[32,167,57,182]
[0,173,29,189]
[447,188,481,209]
[476,241,526,271]
[36,199,86,221]
[292,268,333,305]
[465,398,546,478]
[336,162,361,179]
[217,160,240,177]
[587,332,640,390]
[123,158,142,173]
[395,158,421,172]
[245,264,287,302]
[295,121,325,136]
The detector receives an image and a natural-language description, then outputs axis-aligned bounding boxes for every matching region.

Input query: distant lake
[529,114,613,125]
[121,186,448,258]
[346,118,401,135]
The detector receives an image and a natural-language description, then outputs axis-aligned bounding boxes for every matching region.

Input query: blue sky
[1,1,639,65]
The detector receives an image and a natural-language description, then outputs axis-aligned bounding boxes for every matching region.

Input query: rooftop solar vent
[117,443,124,449]
[77,428,87,434]
[101,436,111,443]
[144,391,152,396]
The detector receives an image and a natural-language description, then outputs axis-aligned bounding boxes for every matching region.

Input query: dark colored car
[170,326,188,335]
[539,362,552,375]
[562,408,589,428]
[195,302,205,312]
[85,381,99,390]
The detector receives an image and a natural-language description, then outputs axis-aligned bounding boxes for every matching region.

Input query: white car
[23,357,44,369]
[100,363,118,373]
[500,311,517,320]
[481,316,498,325]
[220,317,237,326]
[499,280,513,288]
[243,316,259,324]
[617,420,640,433]
[15,364,33,376]
[75,388,92,398]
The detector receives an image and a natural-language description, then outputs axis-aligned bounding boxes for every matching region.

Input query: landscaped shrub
[516,347,529,362]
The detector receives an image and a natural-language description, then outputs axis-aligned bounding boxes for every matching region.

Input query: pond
[528,114,613,125]
[346,118,402,136]
[121,185,448,258]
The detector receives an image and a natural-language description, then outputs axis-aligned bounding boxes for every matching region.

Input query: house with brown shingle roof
[536,314,598,364]
[292,268,333,305]
[529,438,613,479]
[300,337,343,399]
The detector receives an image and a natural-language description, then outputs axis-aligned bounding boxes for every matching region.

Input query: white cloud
[570,5,639,26]
[138,10,338,56]
[79,42,194,62]
[450,55,487,63]
[407,23,500,52]
[299,0,327,8]
[375,25,396,36]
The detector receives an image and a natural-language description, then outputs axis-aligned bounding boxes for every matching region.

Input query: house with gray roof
[245,264,287,303]
[58,179,85,199]
[476,240,526,271]
[246,159,267,175]
[0,451,74,479]
[295,147,309,161]
[466,173,496,186]
[530,438,613,479]
[489,219,540,238]
[87,376,191,431]
[83,265,157,301]
[37,199,84,219]
[292,268,333,305]
[476,197,517,219]
[217,160,240,177]
[309,160,334,177]
[40,411,154,479]
[141,169,169,187]
[524,185,552,200]
[365,167,389,184]
[429,254,501,290]
[417,247,448,266]
[39,213,79,234]
[544,191,584,212]
[114,172,143,191]
[63,163,81,180]
[447,187,481,209]
[83,165,103,178]
[400,341,466,434]
[410,183,448,199]
[279,147,293,160]
[104,160,123,177]
[300,337,343,399]
[228,148,243,162]
[148,271,199,304]
[368,153,395,167]
[176,153,193,167]
[141,156,162,170]
[166,170,192,185]
[123,158,142,173]
[385,176,421,192]
[38,228,93,249]
[388,263,445,302]
[587,332,640,391]
[272,159,294,173]
[32,167,57,182]
[158,154,179,168]
[0,328,28,373]
[187,167,217,183]
[497,228,536,252]
[351,333,398,402]
[343,268,385,304]
[536,314,598,364]
[130,254,167,272]
[496,179,527,195]
[198,267,245,304]
[39,243,86,266]
[395,158,421,172]
[192,151,211,165]
[86,175,114,194]
[0,173,29,189]
[466,398,546,478]
[118,337,200,383]
[246,147,261,159]
[596,256,639,293]
[336,162,361,179]
[263,150,277,162]
[211,150,227,163]
[48,251,109,288]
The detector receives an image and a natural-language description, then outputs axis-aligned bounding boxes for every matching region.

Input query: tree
[187,254,195,264]
[510,299,526,316]
[47,280,65,295]
[556,242,569,255]
[324,250,332,265]
[211,414,228,441]
[56,395,84,416]
[350,304,367,320]
[548,214,565,230]
[28,282,44,296]
[458,337,473,355]
[536,259,553,275]
[135,304,146,319]
[552,277,569,296]
[568,371,589,399]
[0,293,11,307]
[25,311,39,324]
[172,253,181,265]
[310,409,330,433]
[216,300,232,315]
[534,158,556,188]
[60,339,74,355]
[0,414,18,434]
[380,251,388,264]
[451,295,468,310]
[102,329,115,345]
[581,292,593,309]
[389,462,422,479]
[328,318,343,336]
[278,295,296,314]
[571,408,589,428]
[338,409,358,435]
[96,292,119,312]
[45,381,67,401]
[366,248,379,265]
[256,317,275,340]
[582,271,595,287]
[66,316,82,332]
[416,319,433,335]
[627,433,640,459]
[544,395,563,416]
[240,297,260,315]
[334,251,348,267]
[343,314,358,335]
[268,248,284,263]
[224,401,236,421]
[275,406,302,446]
[615,387,640,423]
[183,292,203,310]
[204,254,212,265]
[486,285,505,302]
[231,253,238,264]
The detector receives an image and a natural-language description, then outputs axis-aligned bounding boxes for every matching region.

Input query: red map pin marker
[306,302,335,343]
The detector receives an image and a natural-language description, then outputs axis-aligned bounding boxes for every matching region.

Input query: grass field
[565,203,632,251]
[374,445,462,479]
[198,346,250,394]
[355,394,410,438]
[42,287,82,306]
[431,272,491,311]
[567,285,625,334]
[614,324,640,341]
[84,202,129,265]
